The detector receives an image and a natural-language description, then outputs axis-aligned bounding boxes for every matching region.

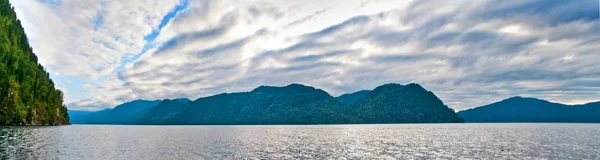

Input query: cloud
[12,0,181,78]
[13,0,599,111]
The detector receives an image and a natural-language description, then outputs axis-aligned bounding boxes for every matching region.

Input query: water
[1,124,599,159]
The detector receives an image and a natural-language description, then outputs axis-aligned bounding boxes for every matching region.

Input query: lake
[1,124,599,159]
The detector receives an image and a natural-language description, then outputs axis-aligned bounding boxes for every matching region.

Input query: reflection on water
[1,124,600,159]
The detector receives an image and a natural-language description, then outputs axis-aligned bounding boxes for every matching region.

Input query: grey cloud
[283,6,333,28]
[290,50,353,63]
[303,15,371,39]
[155,28,227,56]
[71,0,599,111]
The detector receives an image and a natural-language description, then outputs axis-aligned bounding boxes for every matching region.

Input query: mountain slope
[353,83,464,123]
[0,0,69,125]
[458,96,600,122]
[336,90,371,105]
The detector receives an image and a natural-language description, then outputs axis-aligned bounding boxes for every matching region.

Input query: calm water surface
[1,124,599,159]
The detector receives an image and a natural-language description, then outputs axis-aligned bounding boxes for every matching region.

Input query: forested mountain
[69,83,464,125]
[353,84,464,123]
[335,90,370,105]
[458,96,600,122]
[0,0,69,125]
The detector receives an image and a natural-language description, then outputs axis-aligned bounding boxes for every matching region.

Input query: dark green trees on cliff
[0,0,69,125]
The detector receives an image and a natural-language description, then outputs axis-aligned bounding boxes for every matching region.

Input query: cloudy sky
[10,0,600,111]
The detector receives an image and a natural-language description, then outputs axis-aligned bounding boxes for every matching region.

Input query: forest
[0,0,69,125]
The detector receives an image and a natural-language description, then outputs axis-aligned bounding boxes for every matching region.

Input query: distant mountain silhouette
[336,90,371,105]
[457,96,600,122]
[67,110,97,124]
[70,100,161,124]
[69,83,464,125]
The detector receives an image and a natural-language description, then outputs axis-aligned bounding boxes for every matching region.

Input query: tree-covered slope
[336,90,370,105]
[0,0,68,125]
[458,96,600,122]
[353,83,464,123]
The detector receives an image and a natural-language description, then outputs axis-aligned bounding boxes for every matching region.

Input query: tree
[0,0,69,125]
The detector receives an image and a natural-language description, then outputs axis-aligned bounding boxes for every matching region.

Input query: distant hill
[69,83,464,125]
[457,96,600,122]
[0,0,69,125]
[336,90,371,105]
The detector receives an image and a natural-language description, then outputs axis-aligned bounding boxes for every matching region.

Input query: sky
[9,0,600,111]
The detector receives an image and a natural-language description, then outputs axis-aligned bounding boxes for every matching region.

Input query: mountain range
[69,83,465,125]
[458,96,600,123]
[69,84,600,125]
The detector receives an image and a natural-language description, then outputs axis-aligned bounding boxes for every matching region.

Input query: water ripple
[1,124,599,159]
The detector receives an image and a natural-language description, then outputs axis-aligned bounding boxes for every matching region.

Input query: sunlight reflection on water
[1,123,599,159]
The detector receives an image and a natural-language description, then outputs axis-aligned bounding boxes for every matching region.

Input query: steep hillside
[0,0,68,125]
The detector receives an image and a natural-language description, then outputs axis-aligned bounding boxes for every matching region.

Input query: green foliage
[0,0,69,125]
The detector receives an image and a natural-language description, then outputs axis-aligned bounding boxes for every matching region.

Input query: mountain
[0,0,69,125]
[353,83,464,123]
[336,90,371,105]
[457,96,600,122]
[70,100,161,124]
[137,98,190,124]
[69,83,464,125]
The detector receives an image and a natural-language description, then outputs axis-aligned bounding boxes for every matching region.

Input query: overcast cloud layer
[11,0,600,111]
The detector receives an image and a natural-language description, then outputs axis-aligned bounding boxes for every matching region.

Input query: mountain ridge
[69,83,464,125]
